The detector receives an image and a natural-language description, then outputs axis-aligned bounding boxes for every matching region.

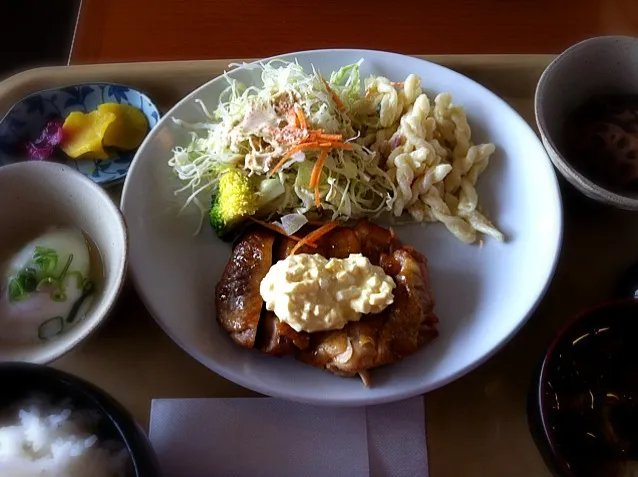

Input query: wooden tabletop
[71,0,638,64]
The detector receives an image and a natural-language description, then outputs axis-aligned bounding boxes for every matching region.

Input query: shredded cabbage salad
[168,59,397,230]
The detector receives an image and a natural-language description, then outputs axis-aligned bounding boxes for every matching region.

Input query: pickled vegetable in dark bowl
[535,300,638,477]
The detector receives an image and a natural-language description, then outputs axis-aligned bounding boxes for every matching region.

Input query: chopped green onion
[51,290,67,302]
[83,279,95,294]
[19,267,38,292]
[57,253,73,280]
[36,277,56,291]
[7,267,40,302]
[33,246,58,274]
[66,280,95,323]
[8,278,27,302]
[7,248,85,305]
[66,271,85,289]
[38,316,64,340]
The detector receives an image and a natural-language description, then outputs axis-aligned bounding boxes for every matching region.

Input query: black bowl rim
[0,362,160,477]
[537,297,638,476]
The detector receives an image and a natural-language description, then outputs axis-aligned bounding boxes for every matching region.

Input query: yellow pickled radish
[61,110,117,160]
[99,103,149,150]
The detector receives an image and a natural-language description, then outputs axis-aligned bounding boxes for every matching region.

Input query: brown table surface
[71,0,638,64]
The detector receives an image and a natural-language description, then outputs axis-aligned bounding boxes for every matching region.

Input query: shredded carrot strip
[365,89,373,99]
[321,77,346,112]
[289,222,340,255]
[270,142,320,173]
[317,133,343,141]
[247,218,316,246]
[309,147,329,188]
[325,141,353,150]
[317,141,353,150]
[273,139,351,174]
[313,148,330,207]
[248,218,299,240]
[271,96,352,177]
[390,81,404,87]
[294,105,307,130]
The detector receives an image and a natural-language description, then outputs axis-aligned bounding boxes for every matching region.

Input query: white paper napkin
[366,398,428,477]
[149,396,428,477]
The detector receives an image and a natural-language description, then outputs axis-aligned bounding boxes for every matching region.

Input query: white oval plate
[121,50,562,405]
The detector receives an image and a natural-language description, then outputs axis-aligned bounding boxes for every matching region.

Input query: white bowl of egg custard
[0,161,127,363]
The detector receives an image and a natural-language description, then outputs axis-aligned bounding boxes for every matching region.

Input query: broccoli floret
[210,169,258,240]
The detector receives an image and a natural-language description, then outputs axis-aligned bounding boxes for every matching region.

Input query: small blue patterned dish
[0,83,160,187]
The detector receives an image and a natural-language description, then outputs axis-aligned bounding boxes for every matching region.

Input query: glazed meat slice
[323,227,362,258]
[298,317,385,378]
[378,247,439,359]
[215,227,275,348]
[276,222,365,260]
[297,246,438,384]
[257,311,310,356]
[215,219,439,386]
[279,220,387,260]
[353,220,402,265]
[275,235,326,258]
[256,236,312,355]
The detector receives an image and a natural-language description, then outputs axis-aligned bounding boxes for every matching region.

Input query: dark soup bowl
[0,362,160,476]
[529,299,638,477]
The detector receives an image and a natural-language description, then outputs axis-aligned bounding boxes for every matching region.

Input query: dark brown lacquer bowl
[529,298,638,477]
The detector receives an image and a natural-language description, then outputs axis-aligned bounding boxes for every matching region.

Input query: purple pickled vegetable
[24,118,64,161]
[24,142,55,161]
[37,119,64,146]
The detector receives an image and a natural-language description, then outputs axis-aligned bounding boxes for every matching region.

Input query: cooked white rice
[0,397,129,476]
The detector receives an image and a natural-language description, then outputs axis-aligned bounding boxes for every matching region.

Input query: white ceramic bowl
[122,49,562,405]
[535,35,638,209]
[0,161,128,363]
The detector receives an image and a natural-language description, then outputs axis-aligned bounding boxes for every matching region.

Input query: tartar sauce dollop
[260,253,395,333]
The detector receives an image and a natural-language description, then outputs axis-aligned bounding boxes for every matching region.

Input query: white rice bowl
[0,397,129,476]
